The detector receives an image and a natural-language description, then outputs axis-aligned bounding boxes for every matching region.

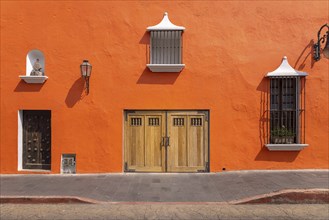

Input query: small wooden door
[124,111,166,172]
[167,111,208,172]
[124,111,208,172]
[23,110,51,170]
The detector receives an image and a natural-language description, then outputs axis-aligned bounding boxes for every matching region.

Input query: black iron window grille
[268,76,306,144]
[150,30,183,65]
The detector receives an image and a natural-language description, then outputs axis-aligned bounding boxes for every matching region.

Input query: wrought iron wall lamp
[314,23,329,61]
[80,60,92,94]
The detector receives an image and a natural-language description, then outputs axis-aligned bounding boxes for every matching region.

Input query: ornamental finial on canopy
[266,56,308,77]
[147,12,185,31]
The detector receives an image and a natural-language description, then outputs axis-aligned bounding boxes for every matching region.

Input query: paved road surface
[1,204,329,220]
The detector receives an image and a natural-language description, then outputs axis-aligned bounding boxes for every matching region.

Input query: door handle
[161,137,170,147]
[166,137,170,147]
[161,137,165,146]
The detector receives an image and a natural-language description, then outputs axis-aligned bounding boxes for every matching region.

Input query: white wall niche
[19,49,48,83]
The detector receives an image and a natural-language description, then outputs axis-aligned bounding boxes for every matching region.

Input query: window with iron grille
[269,77,305,144]
[150,30,182,65]
[265,56,308,150]
[146,12,185,72]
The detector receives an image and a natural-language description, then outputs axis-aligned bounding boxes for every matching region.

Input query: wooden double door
[124,111,209,172]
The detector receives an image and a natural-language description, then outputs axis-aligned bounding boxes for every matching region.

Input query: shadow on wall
[138,31,181,84]
[139,31,150,64]
[255,147,300,162]
[65,78,86,108]
[255,40,314,162]
[257,77,269,149]
[137,68,180,84]
[294,40,315,70]
[14,80,45,92]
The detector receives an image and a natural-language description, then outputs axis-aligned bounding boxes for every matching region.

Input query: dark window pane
[270,77,298,144]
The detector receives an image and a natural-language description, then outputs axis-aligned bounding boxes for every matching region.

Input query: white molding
[147,64,185,72]
[265,144,309,151]
[17,169,52,173]
[19,75,48,84]
[266,56,308,77]
[18,111,23,170]
[147,12,185,31]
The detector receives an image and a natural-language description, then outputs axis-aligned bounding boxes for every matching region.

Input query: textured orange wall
[1,1,328,173]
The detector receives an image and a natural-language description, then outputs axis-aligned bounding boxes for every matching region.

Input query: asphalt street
[1,204,329,220]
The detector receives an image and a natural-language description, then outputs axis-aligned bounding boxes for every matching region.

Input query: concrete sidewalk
[1,170,328,203]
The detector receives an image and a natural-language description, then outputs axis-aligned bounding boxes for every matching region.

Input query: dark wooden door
[23,110,51,170]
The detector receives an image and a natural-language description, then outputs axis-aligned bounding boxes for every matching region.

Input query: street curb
[0,196,99,204]
[231,188,329,205]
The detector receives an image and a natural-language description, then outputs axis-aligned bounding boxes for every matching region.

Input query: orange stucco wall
[1,1,328,174]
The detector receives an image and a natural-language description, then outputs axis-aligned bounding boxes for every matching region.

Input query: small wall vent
[61,154,76,174]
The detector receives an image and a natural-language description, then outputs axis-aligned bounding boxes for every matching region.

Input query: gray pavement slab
[1,170,328,203]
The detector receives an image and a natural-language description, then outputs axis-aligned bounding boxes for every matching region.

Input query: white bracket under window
[265,144,309,151]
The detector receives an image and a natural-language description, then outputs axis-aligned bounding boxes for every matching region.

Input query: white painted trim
[147,12,185,31]
[265,143,309,151]
[266,56,308,77]
[147,64,185,72]
[122,110,125,173]
[60,154,64,174]
[18,110,23,170]
[19,75,48,84]
[17,169,52,173]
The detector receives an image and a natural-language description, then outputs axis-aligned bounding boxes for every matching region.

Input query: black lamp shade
[80,60,92,77]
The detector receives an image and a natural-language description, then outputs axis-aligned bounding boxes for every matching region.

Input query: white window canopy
[147,12,185,31]
[147,12,185,72]
[266,56,308,77]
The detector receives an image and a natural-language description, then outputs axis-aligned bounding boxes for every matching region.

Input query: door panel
[167,112,207,172]
[168,115,187,168]
[23,110,51,170]
[125,112,165,172]
[145,115,163,168]
[127,115,145,167]
[124,111,208,172]
[188,116,204,167]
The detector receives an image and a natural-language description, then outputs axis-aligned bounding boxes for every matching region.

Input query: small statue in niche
[30,59,43,76]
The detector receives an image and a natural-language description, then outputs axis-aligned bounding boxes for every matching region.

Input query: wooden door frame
[123,110,209,173]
